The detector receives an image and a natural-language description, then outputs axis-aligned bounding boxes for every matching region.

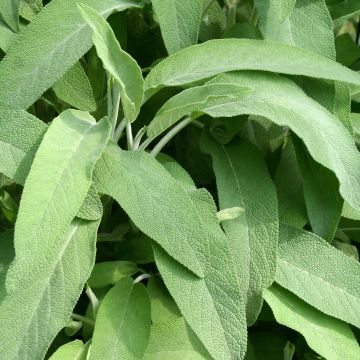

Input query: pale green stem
[126,122,134,150]
[151,117,192,157]
[71,313,95,327]
[114,118,126,142]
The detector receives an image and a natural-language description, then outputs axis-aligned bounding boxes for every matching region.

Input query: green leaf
[264,284,360,360]
[0,0,20,32]
[326,0,360,26]
[205,71,360,213]
[274,138,307,228]
[0,17,16,52]
[151,0,203,54]
[93,145,207,277]
[0,0,143,110]
[52,62,97,112]
[0,107,47,185]
[202,135,278,325]
[255,0,335,59]
[79,3,144,123]
[144,38,360,100]
[89,277,151,360]
[153,188,247,360]
[0,218,100,360]
[147,83,251,139]
[76,185,103,221]
[19,0,43,21]
[49,340,89,360]
[276,224,360,329]
[87,261,138,288]
[145,278,211,360]
[293,136,343,241]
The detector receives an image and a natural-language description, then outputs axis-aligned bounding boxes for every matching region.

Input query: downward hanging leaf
[89,277,151,360]
[264,284,360,360]
[0,0,143,110]
[204,71,360,213]
[79,3,144,123]
[93,145,206,277]
[151,0,203,54]
[144,38,360,100]
[153,188,247,360]
[202,135,279,325]
[276,224,360,329]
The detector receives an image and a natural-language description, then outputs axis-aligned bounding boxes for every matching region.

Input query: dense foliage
[1,0,360,359]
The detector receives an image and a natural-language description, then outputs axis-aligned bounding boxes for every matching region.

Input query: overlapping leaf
[276,224,360,329]
[0,0,143,109]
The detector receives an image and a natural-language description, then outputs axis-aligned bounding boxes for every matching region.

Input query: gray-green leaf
[79,3,143,122]
[144,38,360,100]
[202,135,278,325]
[264,284,360,360]
[276,224,360,329]
[151,0,203,54]
[89,277,151,360]
[0,0,143,110]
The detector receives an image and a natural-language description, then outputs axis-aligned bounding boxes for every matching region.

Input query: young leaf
[277,224,360,329]
[0,107,47,185]
[202,135,279,325]
[0,0,20,32]
[205,71,360,213]
[0,0,143,110]
[79,3,144,123]
[153,188,247,360]
[147,83,251,139]
[89,277,151,360]
[93,145,207,277]
[87,261,138,288]
[49,340,89,360]
[144,38,360,100]
[0,218,100,360]
[151,0,203,54]
[52,62,97,112]
[264,285,360,360]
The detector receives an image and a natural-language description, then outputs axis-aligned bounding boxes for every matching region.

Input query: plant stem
[71,313,95,327]
[250,4,258,26]
[138,137,153,151]
[151,117,192,157]
[225,0,239,30]
[134,273,151,284]
[114,118,126,142]
[111,87,121,138]
[126,122,134,150]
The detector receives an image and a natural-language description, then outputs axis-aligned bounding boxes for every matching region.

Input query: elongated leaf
[90,277,151,360]
[6,110,110,292]
[151,0,203,54]
[0,218,100,360]
[76,185,103,221]
[0,17,16,52]
[264,285,360,360]
[147,83,251,139]
[256,0,335,59]
[276,224,360,329]
[49,340,89,360]
[326,0,360,26]
[0,0,20,31]
[144,38,360,99]
[93,145,207,277]
[53,62,96,112]
[0,107,47,185]
[293,136,342,241]
[153,188,247,360]
[0,0,143,110]
[204,71,360,213]
[79,4,143,122]
[87,261,138,288]
[202,135,278,325]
